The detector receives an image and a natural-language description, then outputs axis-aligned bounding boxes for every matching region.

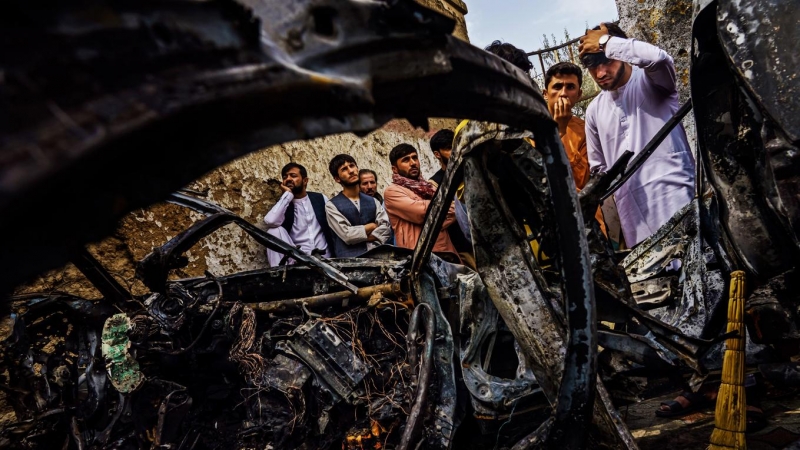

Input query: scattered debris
[0,0,798,448]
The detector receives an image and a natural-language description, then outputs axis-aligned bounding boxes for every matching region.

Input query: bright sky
[465,0,619,56]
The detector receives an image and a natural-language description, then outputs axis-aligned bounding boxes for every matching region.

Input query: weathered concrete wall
[615,0,695,146]
[16,0,469,300]
[16,121,449,299]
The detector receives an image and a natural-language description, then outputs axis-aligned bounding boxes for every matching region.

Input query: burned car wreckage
[0,0,798,448]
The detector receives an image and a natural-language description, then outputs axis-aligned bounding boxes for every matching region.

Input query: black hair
[430,129,455,153]
[328,154,357,178]
[281,162,307,179]
[580,22,628,68]
[545,61,583,90]
[580,52,610,69]
[359,168,378,182]
[389,144,418,166]
[600,22,628,39]
[484,41,533,73]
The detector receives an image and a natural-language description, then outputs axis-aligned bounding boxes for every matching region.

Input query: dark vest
[329,192,377,258]
[280,192,332,253]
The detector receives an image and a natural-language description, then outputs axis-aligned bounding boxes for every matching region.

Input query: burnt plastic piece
[278,320,370,403]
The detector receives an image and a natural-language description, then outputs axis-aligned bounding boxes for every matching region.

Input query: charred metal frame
[0,0,546,297]
[1,2,601,444]
[2,0,798,448]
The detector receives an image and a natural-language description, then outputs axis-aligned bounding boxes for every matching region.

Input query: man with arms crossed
[579,23,694,247]
[263,163,332,266]
[326,154,392,257]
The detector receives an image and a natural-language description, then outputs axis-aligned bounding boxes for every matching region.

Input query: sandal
[746,407,768,433]
[655,391,711,418]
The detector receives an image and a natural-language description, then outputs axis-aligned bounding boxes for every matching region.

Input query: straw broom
[709,270,747,450]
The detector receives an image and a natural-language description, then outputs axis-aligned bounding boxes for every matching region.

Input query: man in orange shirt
[544,62,590,189]
[383,144,459,259]
[543,61,606,233]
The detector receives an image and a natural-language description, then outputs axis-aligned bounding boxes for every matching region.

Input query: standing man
[358,169,383,204]
[326,155,392,257]
[383,144,458,257]
[428,129,454,188]
[542,61,607,234]
[579,23,695,246]
[263,163,332,266]
[426,129,475,265]
[543,62,590,189]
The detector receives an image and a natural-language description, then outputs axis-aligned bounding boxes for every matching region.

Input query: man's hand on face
[280,181,293,194]
[551,97,573,135]
[579,24,609,58]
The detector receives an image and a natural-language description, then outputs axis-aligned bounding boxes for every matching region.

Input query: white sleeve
[585,105,607,173]
[604,36,676,95]
[263,191,294,228]
[370,199,393,245]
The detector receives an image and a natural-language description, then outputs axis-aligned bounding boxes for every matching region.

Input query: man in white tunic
[579,23,695,247]
[263,163,332,266]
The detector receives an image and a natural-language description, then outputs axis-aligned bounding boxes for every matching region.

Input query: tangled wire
[227,302,266,386]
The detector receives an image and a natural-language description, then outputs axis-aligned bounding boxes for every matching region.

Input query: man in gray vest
[326,154,392,257]
[264,163,333,266]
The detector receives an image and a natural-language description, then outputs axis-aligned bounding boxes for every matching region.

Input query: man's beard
[342,179,360,188]
[601,66,626,91]
[291,184,304,195]
[399,169,419,180]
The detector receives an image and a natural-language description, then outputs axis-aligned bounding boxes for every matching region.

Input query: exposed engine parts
[1,0,798,448]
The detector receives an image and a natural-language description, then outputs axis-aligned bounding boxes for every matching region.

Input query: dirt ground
[626,389,800,449]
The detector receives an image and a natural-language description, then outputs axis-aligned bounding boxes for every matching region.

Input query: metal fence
[526,35,601,118]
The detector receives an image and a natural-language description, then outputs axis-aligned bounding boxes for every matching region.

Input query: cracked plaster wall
[16,0,469,300]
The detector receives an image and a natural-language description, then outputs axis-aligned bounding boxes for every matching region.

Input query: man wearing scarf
[383,144,458,257]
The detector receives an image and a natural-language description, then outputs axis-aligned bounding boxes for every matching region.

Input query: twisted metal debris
[0,0,798,448]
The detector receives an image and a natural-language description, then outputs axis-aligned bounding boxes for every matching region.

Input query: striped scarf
[391,173,436,200]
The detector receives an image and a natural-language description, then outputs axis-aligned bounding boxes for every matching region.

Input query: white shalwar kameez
[585,36,695,247]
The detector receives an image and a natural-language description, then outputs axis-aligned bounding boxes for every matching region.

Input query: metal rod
[601,100,693,201]
[526,21,619,56]
[527,36,582,56]
[538,53,546,80]
[71,247,131,303]
[399,303,435,450]
[250,281,407,314]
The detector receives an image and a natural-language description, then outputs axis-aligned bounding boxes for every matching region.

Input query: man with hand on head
[326,154,392,257]
[383,144,458,258]
[579,22,694,247]
[263,163,332,267]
